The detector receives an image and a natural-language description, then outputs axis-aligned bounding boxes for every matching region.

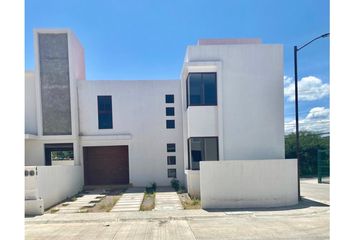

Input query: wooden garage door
[83,146,129,185]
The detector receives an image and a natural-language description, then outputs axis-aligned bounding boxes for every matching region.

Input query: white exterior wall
[184,44,285,160]
[25,140,44,166]
[77,80,184,186]
[25,71,37,135]
[187,106,218,137]
[25,166,84,211]
[185,170,200,198]
[200,160,298,208]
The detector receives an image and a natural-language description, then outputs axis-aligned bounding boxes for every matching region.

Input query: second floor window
[97,96,113,129]
[187,72,217,107]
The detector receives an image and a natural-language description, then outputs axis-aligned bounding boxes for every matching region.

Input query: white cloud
[284,75,293,85]
[284,76,329,102]
[285,107,330,134]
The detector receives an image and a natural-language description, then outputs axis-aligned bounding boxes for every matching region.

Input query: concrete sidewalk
[25,182,330,239]
[26,200,329,240]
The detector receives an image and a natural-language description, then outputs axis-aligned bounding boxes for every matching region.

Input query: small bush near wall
[145,182,156,194]
[170,179,180,191]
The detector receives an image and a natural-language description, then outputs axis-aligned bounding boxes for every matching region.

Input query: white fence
[200,159,298,209]
[25,165,84,215]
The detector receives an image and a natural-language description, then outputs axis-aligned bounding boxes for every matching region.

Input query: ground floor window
[188,137,218,170]
[168,169,176,178]
[44,143,74,166]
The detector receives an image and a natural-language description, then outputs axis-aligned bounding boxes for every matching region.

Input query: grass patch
[178,193,201,209]
[140,192,155,211]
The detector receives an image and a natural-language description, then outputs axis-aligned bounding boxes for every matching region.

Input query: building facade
[25,29,294,213]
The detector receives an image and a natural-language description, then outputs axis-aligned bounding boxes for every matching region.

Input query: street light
[294,33,329,201]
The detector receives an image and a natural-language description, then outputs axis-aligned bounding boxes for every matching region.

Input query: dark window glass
[168,169,177,178]
[187,73,217,106]
[167,143,176,152]
[97,96,113,129]
[165,94,174,103]
[167,156,176,165]
[203,73,217,105]
[189,73,202,105]
[166,107,175,116]
[188,137,218,170]
[166,120,175,129]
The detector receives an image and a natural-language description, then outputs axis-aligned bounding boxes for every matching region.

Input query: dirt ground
[178,193,201,209]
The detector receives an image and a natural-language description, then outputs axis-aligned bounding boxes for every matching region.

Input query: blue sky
[25,0,329,134]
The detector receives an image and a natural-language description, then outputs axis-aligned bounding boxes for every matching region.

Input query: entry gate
[317,149,330,183]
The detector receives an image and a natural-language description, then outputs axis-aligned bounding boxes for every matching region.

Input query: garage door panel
[84,146,129,185]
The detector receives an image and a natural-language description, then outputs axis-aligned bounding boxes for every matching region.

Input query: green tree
[285,131,329,177]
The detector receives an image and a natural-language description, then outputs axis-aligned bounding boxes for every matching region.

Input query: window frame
[167,143,176,152]
[167,156,176,165]
[167,169,177,178]
[166,119,175,129]
[97,95,113,129]
[165,94,174,103]
[44,143,74,166]
[186,72,217,107]
[187,137,219,170]
[165,107,175,116]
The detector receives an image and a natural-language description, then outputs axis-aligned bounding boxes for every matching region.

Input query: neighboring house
[25,29,297,215]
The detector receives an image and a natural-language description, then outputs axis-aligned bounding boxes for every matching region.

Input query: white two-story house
[25,29,297,214]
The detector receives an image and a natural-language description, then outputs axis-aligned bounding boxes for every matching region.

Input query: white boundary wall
[25,165,84,214]
[200,159,298,209]
[185,170,200,198]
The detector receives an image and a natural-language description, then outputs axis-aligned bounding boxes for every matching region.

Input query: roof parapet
[198,38,262,45]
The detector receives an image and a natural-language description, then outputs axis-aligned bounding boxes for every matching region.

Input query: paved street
[25,181,329,239]
[301,178,330,204]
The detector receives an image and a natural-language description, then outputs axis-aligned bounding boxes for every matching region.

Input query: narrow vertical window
[97,96,113,129]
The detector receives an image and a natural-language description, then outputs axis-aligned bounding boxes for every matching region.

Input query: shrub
[170,178,180,191]
[146,182,157,194]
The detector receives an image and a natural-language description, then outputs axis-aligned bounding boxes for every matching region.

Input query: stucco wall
[35,166,83,209]
[187,106,218,137]
[77,80,184,186]
[200,159,298,209]
[25,140,45,166]
[185,170,200,198]
[184,44,285,160]
[25,72,37,135]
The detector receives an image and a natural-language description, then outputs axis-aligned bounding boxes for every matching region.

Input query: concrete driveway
[25,181,329,240]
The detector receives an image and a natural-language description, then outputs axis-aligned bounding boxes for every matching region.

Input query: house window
[186,72,217,106]
[188,137,218,170]
[168,169,177,178]
[165,94,174,103]
[167,156,176,165]
[44,143,74,166]
[97,96,113,129]
[166,107,175,116]
[167,143,176,152]
[166,120,175,129]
